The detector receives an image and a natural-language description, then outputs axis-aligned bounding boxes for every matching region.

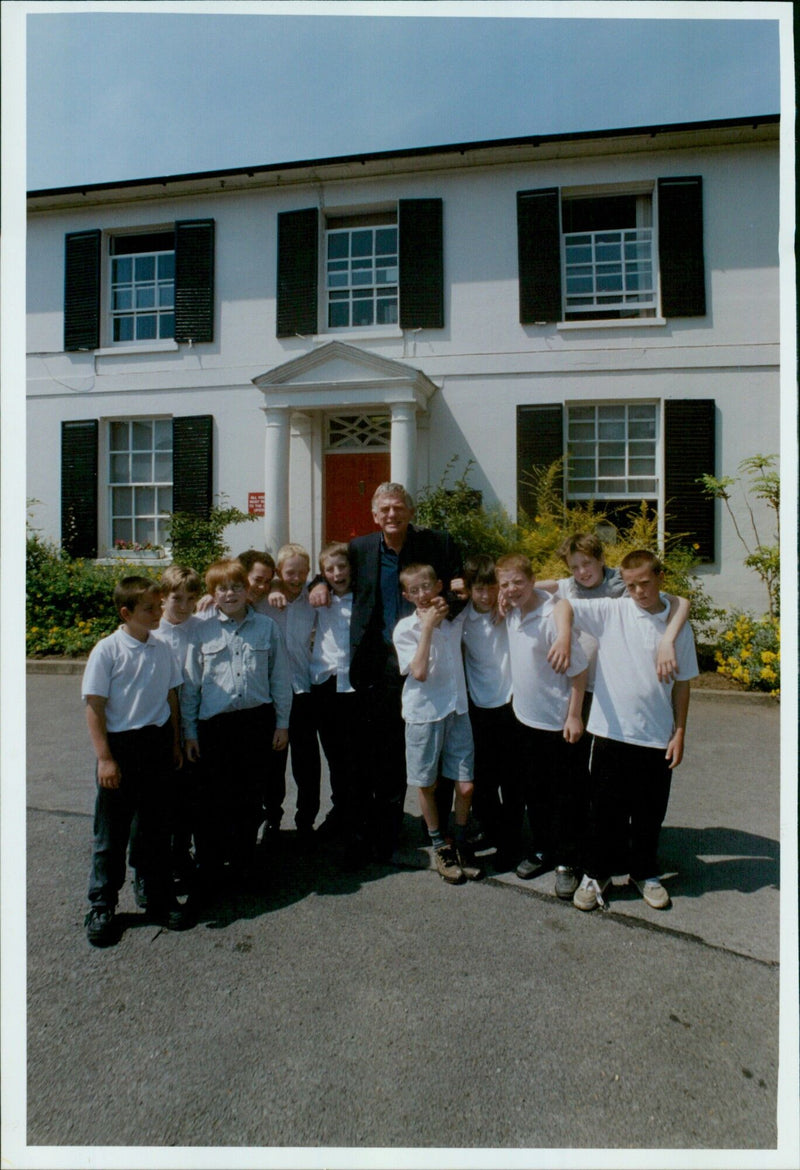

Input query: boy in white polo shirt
[456,554,522,873]
[393,563,481,885]
[495,553,589,900]
[554,549,698,911]
[82,576,187,946]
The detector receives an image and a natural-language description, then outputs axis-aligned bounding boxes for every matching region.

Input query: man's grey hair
[371,482,415,512]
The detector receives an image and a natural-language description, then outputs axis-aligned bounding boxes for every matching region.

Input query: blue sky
[24,3,781,191]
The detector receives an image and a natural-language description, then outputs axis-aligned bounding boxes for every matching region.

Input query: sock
[454,822,468,848]
[429,828,445,849]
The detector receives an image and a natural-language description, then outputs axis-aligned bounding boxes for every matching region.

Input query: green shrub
[712,611,780,694]
[415,458,524,561]
[167,500,257,578]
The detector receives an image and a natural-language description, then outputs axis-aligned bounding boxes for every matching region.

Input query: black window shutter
[399,198,444,329]
[664,399,716,561]
[174,219,215,342]
[516,404,564,517]
[64,230,101,351]
[61,420,98,556]
[517,189,562,323]
[276,208,318,337]
[657,177,706,318]
[172,415,213,518]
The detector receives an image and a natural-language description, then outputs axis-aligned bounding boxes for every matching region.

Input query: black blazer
[348,524,463,690]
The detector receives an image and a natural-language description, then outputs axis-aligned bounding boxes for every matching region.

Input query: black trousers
[195,704,276,873]
[310,677,359,828]
[468,700,525,857]
[87,721,173,910]
[516,722,584,869]
[585,735,672,879]
[269,692,321,831]
[358,649,409,853]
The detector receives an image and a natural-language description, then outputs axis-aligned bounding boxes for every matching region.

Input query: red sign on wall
[248,492,265,516]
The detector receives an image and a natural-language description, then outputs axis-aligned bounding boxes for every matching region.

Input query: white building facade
[26,116,779,611]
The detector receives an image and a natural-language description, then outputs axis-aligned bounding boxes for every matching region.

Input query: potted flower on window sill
[108,540,166,560]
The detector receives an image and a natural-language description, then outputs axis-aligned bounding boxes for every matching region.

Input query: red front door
[324,451,391,543]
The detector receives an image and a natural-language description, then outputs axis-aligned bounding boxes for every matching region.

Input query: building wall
[27,130,780,612]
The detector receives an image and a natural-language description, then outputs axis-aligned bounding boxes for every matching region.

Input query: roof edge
[28,113,779,199]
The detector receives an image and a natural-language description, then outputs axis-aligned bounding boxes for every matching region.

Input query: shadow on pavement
[659,825,780,897]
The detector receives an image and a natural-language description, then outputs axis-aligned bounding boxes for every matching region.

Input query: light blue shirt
[181,607,292,739]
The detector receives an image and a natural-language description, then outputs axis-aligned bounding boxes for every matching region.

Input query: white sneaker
[635,878,670,909]
[573,873,611,912]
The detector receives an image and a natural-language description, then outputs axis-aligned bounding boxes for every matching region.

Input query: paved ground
[10,672,797,1167]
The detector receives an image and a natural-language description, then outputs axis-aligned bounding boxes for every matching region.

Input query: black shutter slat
[61,420,98,557]
[174,219,215,342]
[516,404,563,517]
[399,198,444,329]
[64,230,101,351]
[172,415,213,518]
[276,208,318,337]
[658,177,706,318]
[517,188,562,323]
[664,399,716,561]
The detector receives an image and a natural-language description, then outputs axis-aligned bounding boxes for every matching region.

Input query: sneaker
[435,843,465,885]
[554,865,579,900]
[456,846,484,881]
[573,874,611,912]
[84,906,118,947]
[515,853,546,880]
[635,878,670,910]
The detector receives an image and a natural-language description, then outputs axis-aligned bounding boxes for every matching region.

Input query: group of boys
[82,488,698,948]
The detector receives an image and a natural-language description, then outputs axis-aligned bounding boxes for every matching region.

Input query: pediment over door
[252,341,438,411]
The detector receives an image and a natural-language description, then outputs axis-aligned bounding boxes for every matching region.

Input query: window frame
[565,400,660,503]
[106,228,176,346]
[323,211,399,333]
[105,416,174,551]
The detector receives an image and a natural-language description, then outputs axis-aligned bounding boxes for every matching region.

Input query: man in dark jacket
[313,482,463,861]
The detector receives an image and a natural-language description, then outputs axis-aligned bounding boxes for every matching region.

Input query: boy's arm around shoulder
[547,598,574,673]
[563,667,588,744]
[656,593,691,683]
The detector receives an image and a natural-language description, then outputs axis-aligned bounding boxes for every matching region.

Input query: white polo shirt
[569,594,699,749]
[82,627,182,733]
[506,592,588,732]
[555,568,625,691]
[152,614,201,671]
[456,603,513,709]
[310,591,354,693]
[393,613,469,724]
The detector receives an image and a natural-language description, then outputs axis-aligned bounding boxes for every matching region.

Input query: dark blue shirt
[379,537,413,645]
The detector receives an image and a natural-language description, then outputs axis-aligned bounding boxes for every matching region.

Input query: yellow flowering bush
[713,611,780,695]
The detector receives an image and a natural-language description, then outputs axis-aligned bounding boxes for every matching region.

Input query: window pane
[628,419,656,439]
[375,228,397,255]
[136,486,156,514]
[109,421,129,450]
[114,317,134,342]
[568,422,595,441]
[136,315,157,340]
[135,256,155,281]
[154,452,172,481]
[328,272,348,288]
[112,257,132,283]
[351,271,373,287]
[601,479,626,493]
[375,266,398,285]
[131,453,152,481]
[327,233,348,259]
[598,405,625,421]
[376,298,398,325]
[132,421,152,450]
[628,479,656,494]
[629,458,656,475]
[570,459,596,479]
[158,284,173,307]
[598,421,624,440]
[352,300,374,327]
[113,519,133,544]
[351,230,372,258]
[159,313,175,339]
[113,289,133,311]
[599,458,625,476]
[329,302,349,328]
[136,286,155,309]
[629,441,654,458]
[112,486,132,514]
[158,253,175,279]
[158,487,172,514]
[154,419,172,450]
[135,519,157,546]
[629,404,655,419]
[110,453,130,482]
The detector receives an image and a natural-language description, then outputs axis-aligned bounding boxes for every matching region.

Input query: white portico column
[263,406,290,553]
[390,402,418,495]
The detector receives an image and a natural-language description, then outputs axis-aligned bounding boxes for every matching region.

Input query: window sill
[319,327,404,342]
[557,318,667,331]
[95,341,180,357]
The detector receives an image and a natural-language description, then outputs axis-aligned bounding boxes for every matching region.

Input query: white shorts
[404,711,474,787]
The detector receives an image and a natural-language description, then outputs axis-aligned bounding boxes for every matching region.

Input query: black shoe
[85,906,119,947]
